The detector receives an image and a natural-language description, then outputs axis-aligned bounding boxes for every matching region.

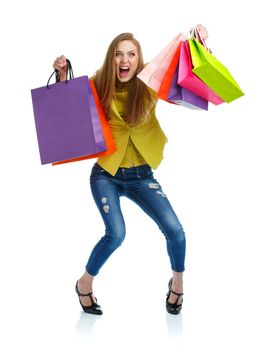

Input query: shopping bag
[137,33,186,92]
[178,40,224,105]
[157,42,182,100]
[52,80,116,165]
[166,65,208,110]
[157,40,208,110]
[31,60,115,165]
[188,38,244,103]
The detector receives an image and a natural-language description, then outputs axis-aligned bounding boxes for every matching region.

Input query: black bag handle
[46,59,74,89]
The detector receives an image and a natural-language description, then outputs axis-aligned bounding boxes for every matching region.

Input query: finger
[197,26,208,39]
[53,55,67,70]
[59,62,67,68]
[53,62,63,69]
[197,24,205,30]
[55,59,66,68]
[57,56,67,65]
[197,24,206,33]
[203,30,208,40]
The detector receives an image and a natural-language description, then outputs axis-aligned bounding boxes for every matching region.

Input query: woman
[53,24,208,316]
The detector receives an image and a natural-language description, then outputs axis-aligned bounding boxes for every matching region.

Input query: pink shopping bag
[137,33,186,92]
[178,40,224,105]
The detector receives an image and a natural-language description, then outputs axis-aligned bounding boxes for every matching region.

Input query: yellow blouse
[97,83,168,176]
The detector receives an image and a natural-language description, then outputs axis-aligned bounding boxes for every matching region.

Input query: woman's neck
[115,80,130,91]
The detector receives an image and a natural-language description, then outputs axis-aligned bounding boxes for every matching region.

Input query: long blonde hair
[93,33,154,126]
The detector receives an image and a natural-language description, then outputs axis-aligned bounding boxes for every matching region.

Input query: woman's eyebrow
[116,50,136,53]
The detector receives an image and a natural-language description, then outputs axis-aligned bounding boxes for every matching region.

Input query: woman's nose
[120,55,128,63]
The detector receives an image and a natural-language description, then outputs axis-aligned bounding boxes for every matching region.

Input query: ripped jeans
[86,162,186,276]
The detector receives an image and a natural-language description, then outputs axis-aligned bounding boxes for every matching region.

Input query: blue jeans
[86,163,186,276]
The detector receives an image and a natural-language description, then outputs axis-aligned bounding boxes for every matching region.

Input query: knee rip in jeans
[101,197,110,213]
[148,183,167,198]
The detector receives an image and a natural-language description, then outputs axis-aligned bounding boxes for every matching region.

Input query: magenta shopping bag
[31,61,107,164]
[178,41,224,105]
[167,64,208,110]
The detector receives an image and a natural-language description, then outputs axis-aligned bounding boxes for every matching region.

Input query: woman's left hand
[196,24,209,40]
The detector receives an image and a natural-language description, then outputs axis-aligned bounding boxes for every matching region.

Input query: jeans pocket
[90,163,106,178]
[136,165,153,179]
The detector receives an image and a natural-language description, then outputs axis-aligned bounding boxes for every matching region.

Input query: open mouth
[119,66,130,78]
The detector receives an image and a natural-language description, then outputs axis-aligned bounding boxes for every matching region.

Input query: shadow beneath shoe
[75,311,101,341]
[166,312,183,339]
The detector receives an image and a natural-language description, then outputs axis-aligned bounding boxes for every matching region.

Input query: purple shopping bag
[167,64,208,110]
[31,65,107,165]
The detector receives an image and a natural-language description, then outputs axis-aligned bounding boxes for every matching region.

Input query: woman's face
[115,40,139,83]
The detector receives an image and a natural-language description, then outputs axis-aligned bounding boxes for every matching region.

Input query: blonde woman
[53,24,208,316]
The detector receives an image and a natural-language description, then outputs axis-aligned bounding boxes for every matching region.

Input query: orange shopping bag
[157,41,182,100]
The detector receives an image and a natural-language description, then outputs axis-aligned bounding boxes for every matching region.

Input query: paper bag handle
[46,59,74,89]
[189,26,212,53]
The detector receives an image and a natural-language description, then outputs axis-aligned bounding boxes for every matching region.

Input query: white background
[1,0,262,349]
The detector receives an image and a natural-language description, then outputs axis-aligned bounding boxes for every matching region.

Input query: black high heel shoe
[75,281,103,315]
[166,278,183,315]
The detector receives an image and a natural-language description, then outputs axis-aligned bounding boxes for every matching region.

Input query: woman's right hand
[53,55,67,81]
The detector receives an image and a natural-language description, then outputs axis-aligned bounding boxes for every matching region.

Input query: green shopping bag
[188,38,244,103]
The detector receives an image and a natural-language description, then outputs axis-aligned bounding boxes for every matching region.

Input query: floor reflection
[75,311,101,341]
[166,312,183,339]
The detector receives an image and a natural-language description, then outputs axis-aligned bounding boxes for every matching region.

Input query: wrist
[59,73,67,81]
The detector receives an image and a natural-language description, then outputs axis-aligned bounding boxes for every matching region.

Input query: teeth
[120,67,129,70]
